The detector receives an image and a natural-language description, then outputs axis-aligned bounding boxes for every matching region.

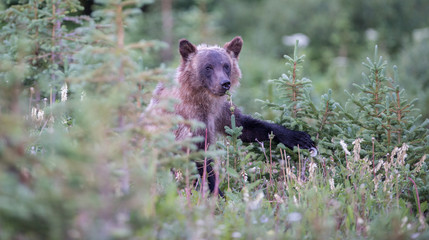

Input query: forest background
[1,0,429,239]
[80,0,429,119]
[135,0,429,119]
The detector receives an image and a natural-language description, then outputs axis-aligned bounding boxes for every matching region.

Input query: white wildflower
[340,140,350,155]
[383,161,391,175]
[30,146,36,155]
[241,170,248,182]
[243,187,249,203]
[81,91,86,101]
[414,154,426,173]
[31,107,37,120]
[60,83,68,102]
[373,175,380,192]
[308,162,317,180]
[383,174,393,192]
[352,138,363,162]
[329,178,335,190]
[37,109,44,121]
[397,143,409,165]
[390,147,399,166]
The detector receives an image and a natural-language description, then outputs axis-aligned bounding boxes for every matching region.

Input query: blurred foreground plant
[0,0,193,239]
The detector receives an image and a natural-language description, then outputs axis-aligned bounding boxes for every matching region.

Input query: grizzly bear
[151,36,317,196]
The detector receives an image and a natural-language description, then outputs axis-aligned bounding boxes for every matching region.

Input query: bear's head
[177,36,243,97]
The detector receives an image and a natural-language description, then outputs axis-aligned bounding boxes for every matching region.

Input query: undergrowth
[0,1,428,239]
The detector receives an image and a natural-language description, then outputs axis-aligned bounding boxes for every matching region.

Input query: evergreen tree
[346,46,429,164]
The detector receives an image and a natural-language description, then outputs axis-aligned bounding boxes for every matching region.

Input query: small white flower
[37,109,44,121]
[340,140,351,155]
[30,146,36,155]
[231,232,242,238]
[308,162,317,180]
[352,138,363,161]
[241,170,248,182]
[60,83,68,102]
[243,187,249,203]
[329,178,335,190]
[81,91,86,101]
[31,107,37,120]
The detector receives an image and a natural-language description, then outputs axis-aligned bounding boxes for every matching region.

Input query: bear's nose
[221,80,231,90]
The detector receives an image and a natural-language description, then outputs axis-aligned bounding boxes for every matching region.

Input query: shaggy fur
[151,36,317,196]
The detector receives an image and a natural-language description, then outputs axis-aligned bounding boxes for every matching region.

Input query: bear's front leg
[196,160,223,197]
[194,138,223,197]
[221,106,317,156]
[240,115,316,148]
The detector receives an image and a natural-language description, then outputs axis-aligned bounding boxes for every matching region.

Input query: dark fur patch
[196,51,232,96]
[179,39,197,61]
[224,36,243,58]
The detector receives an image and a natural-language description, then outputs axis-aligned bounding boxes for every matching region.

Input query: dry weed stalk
[413,154,426,173]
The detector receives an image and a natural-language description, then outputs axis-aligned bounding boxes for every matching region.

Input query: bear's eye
[223,64,230,74]
[205,65,213,73]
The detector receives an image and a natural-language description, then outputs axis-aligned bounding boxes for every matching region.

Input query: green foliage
[1,1,428,239]
[109,0,429,117]
[398,40,429,120]
[256,42,428,231]
[345,46,429,166]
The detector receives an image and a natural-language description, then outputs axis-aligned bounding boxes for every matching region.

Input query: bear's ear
[179,39,197,61]
[224,36,243,58]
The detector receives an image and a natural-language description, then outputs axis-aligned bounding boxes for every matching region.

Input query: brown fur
[153,37,243,147]
[150,36,317,196]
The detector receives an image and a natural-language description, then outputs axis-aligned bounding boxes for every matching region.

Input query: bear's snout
[221,80,231,90]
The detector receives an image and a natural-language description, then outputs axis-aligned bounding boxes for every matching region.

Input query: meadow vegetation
[0,1,428,239]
